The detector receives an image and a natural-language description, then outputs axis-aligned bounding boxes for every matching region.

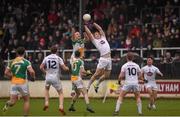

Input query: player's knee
[147,89,153,94]
[57,89,63,95]
[23,96,29,102]
[136,97,141,103]
[149,93,154,97]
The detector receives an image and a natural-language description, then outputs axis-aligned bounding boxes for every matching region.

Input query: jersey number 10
[127,67,137,76]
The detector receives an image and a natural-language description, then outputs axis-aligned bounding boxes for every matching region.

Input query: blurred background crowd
[0,0,180,79]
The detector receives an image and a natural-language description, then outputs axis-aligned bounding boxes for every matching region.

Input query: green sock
[71,100,76,107]
[86,104,91,108]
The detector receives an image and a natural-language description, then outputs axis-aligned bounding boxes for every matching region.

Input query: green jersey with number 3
[71,59,84,77]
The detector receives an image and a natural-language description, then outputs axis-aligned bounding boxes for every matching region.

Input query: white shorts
[72,80,85,89]
[122,84,140,92]
[145,83,158,91]
[97,57,112,70]
[10,83,29,96]
[45,78,62,91]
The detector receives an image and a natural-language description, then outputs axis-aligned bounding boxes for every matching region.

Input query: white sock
[115,100,122,112]
[137,102,142,114]
[148,103,151,108]
[152,104,156,109]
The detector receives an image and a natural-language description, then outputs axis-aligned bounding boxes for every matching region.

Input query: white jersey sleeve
[42,57,47,65]
[155,67,162,75]
[58,57,64,66]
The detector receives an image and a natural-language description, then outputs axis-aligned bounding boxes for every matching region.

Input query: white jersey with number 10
[121,61,141,85]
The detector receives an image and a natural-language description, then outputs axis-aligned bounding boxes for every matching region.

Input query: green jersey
[72,38,85,53]
[71,58,84,77]
[8,57,31,84]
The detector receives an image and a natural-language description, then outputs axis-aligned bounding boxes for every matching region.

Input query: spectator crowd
[0,0,180,61]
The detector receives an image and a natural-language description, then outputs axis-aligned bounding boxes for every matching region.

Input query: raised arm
[71,27,76,41]
[84,25,94,40]
[83,32,90,41]
[93,23,105,37]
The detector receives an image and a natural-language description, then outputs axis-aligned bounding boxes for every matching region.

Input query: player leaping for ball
[141,57,163,110]
[70,28,87,96]
[84,23,112,93]
[71,27,86,60]
[68,50,94,113]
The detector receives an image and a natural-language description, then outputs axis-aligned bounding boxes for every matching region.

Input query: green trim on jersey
[9,58,31,79]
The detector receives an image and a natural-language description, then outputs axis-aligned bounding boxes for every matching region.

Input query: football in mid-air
[83,14,91,21]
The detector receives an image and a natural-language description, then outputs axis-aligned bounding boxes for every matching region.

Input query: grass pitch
[0,98,180,116]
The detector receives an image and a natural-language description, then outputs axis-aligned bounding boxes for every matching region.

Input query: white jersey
[121,61,141,85]
[141,65,161,83]
[92,36,110,56]
[42,54,64,80]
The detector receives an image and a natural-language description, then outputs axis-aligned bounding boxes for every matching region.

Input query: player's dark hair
[147,56,154,61]
[75,50,81,58]
[16,47,25,56]
[147,56,153,59]
[51,45,58,54]
[126,52,134,61]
